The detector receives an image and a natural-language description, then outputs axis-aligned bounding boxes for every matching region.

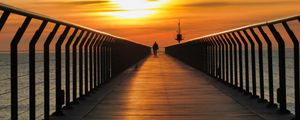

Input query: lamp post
[176,19,183,43]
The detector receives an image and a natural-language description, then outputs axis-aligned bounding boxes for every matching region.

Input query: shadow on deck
[51,52,293,120]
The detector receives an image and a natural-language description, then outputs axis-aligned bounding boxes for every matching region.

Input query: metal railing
[166,14,300,119]
[0,2,150,120]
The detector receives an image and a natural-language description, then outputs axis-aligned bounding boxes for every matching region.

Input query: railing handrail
[0,2,127,40]
[188,14,300,42]
[166,13,300,119]
[0,2,151,120]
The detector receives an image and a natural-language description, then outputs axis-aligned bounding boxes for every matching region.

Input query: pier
[0,2,299,120]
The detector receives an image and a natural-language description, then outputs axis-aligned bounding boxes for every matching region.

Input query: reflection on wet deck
[82,53,264,120]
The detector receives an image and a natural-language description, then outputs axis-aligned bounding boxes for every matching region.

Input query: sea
[0,53,84,120]
[0,48,298,119]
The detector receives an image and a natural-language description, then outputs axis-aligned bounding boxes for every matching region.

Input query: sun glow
[106,0,169,19]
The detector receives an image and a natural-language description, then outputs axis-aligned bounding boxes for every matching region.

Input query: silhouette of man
[152,41,159,56]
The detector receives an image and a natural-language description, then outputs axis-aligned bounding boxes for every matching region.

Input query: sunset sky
[1,0,300,47]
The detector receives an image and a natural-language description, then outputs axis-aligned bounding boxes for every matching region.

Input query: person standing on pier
[152,41,159,56]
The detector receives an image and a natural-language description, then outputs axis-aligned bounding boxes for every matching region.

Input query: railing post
[249,28,266,102]
[72,30,85,103]
[44,24,60,120]
[203,38,210,74]
[207,39,212,75]
[213,37,219,79]
[282,21,299,118]
[211,38,219,78]
[224,34,234,86]
[210,39,214,76]
[101,40,107,83]
[202,40,207,73]
[84,33,95,94]
[231,32,244,91]
[0,11,10,31]
[237,31,250,94]
[29,20,48,120]
[106,37,111,80]
[10,17,32,120]
[268,24,290,114]
[227,33,238,88]
[105,38,111,81]
[213,38,218,77]
[93,35,103,89]
[100,36,106,84]
[79,32,90,98]
[202,41,206,73]
[257,26,276,107]
[206,40,209,74]
[200,41,205,73]
[220,35,229,84]
[210,38,214,75]
[209,40,213,75]
[65,28,79,108]
[194,41,201,70]
[98,36,106,86]
[192,42,196,70]
[108,38,114,80]
[99,36,105,82]
[89,34,99,92]
[54,26,70,115]
[243,29,258,98]
[217,35,226,83]
[198,41,202,71]
[213,36,222,80]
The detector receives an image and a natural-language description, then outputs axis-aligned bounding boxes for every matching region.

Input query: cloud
[72,9,128,13]
[147,0,160,2]
[33,0,109,5]
[184,1,300,7]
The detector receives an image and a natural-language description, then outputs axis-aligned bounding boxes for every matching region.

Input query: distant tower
[175,19,183,43]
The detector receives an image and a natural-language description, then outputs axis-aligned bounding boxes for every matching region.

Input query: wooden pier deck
[53,52,293,120]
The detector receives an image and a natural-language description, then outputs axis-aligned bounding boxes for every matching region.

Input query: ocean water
[0,48,298,119]
[0,53,85,120]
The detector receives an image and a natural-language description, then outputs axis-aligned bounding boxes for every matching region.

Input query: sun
[105,0,169,19]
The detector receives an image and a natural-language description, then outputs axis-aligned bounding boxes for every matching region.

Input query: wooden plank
[82,53,264,120]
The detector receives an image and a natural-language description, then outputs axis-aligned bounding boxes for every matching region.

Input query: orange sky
[0,0,300,48]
